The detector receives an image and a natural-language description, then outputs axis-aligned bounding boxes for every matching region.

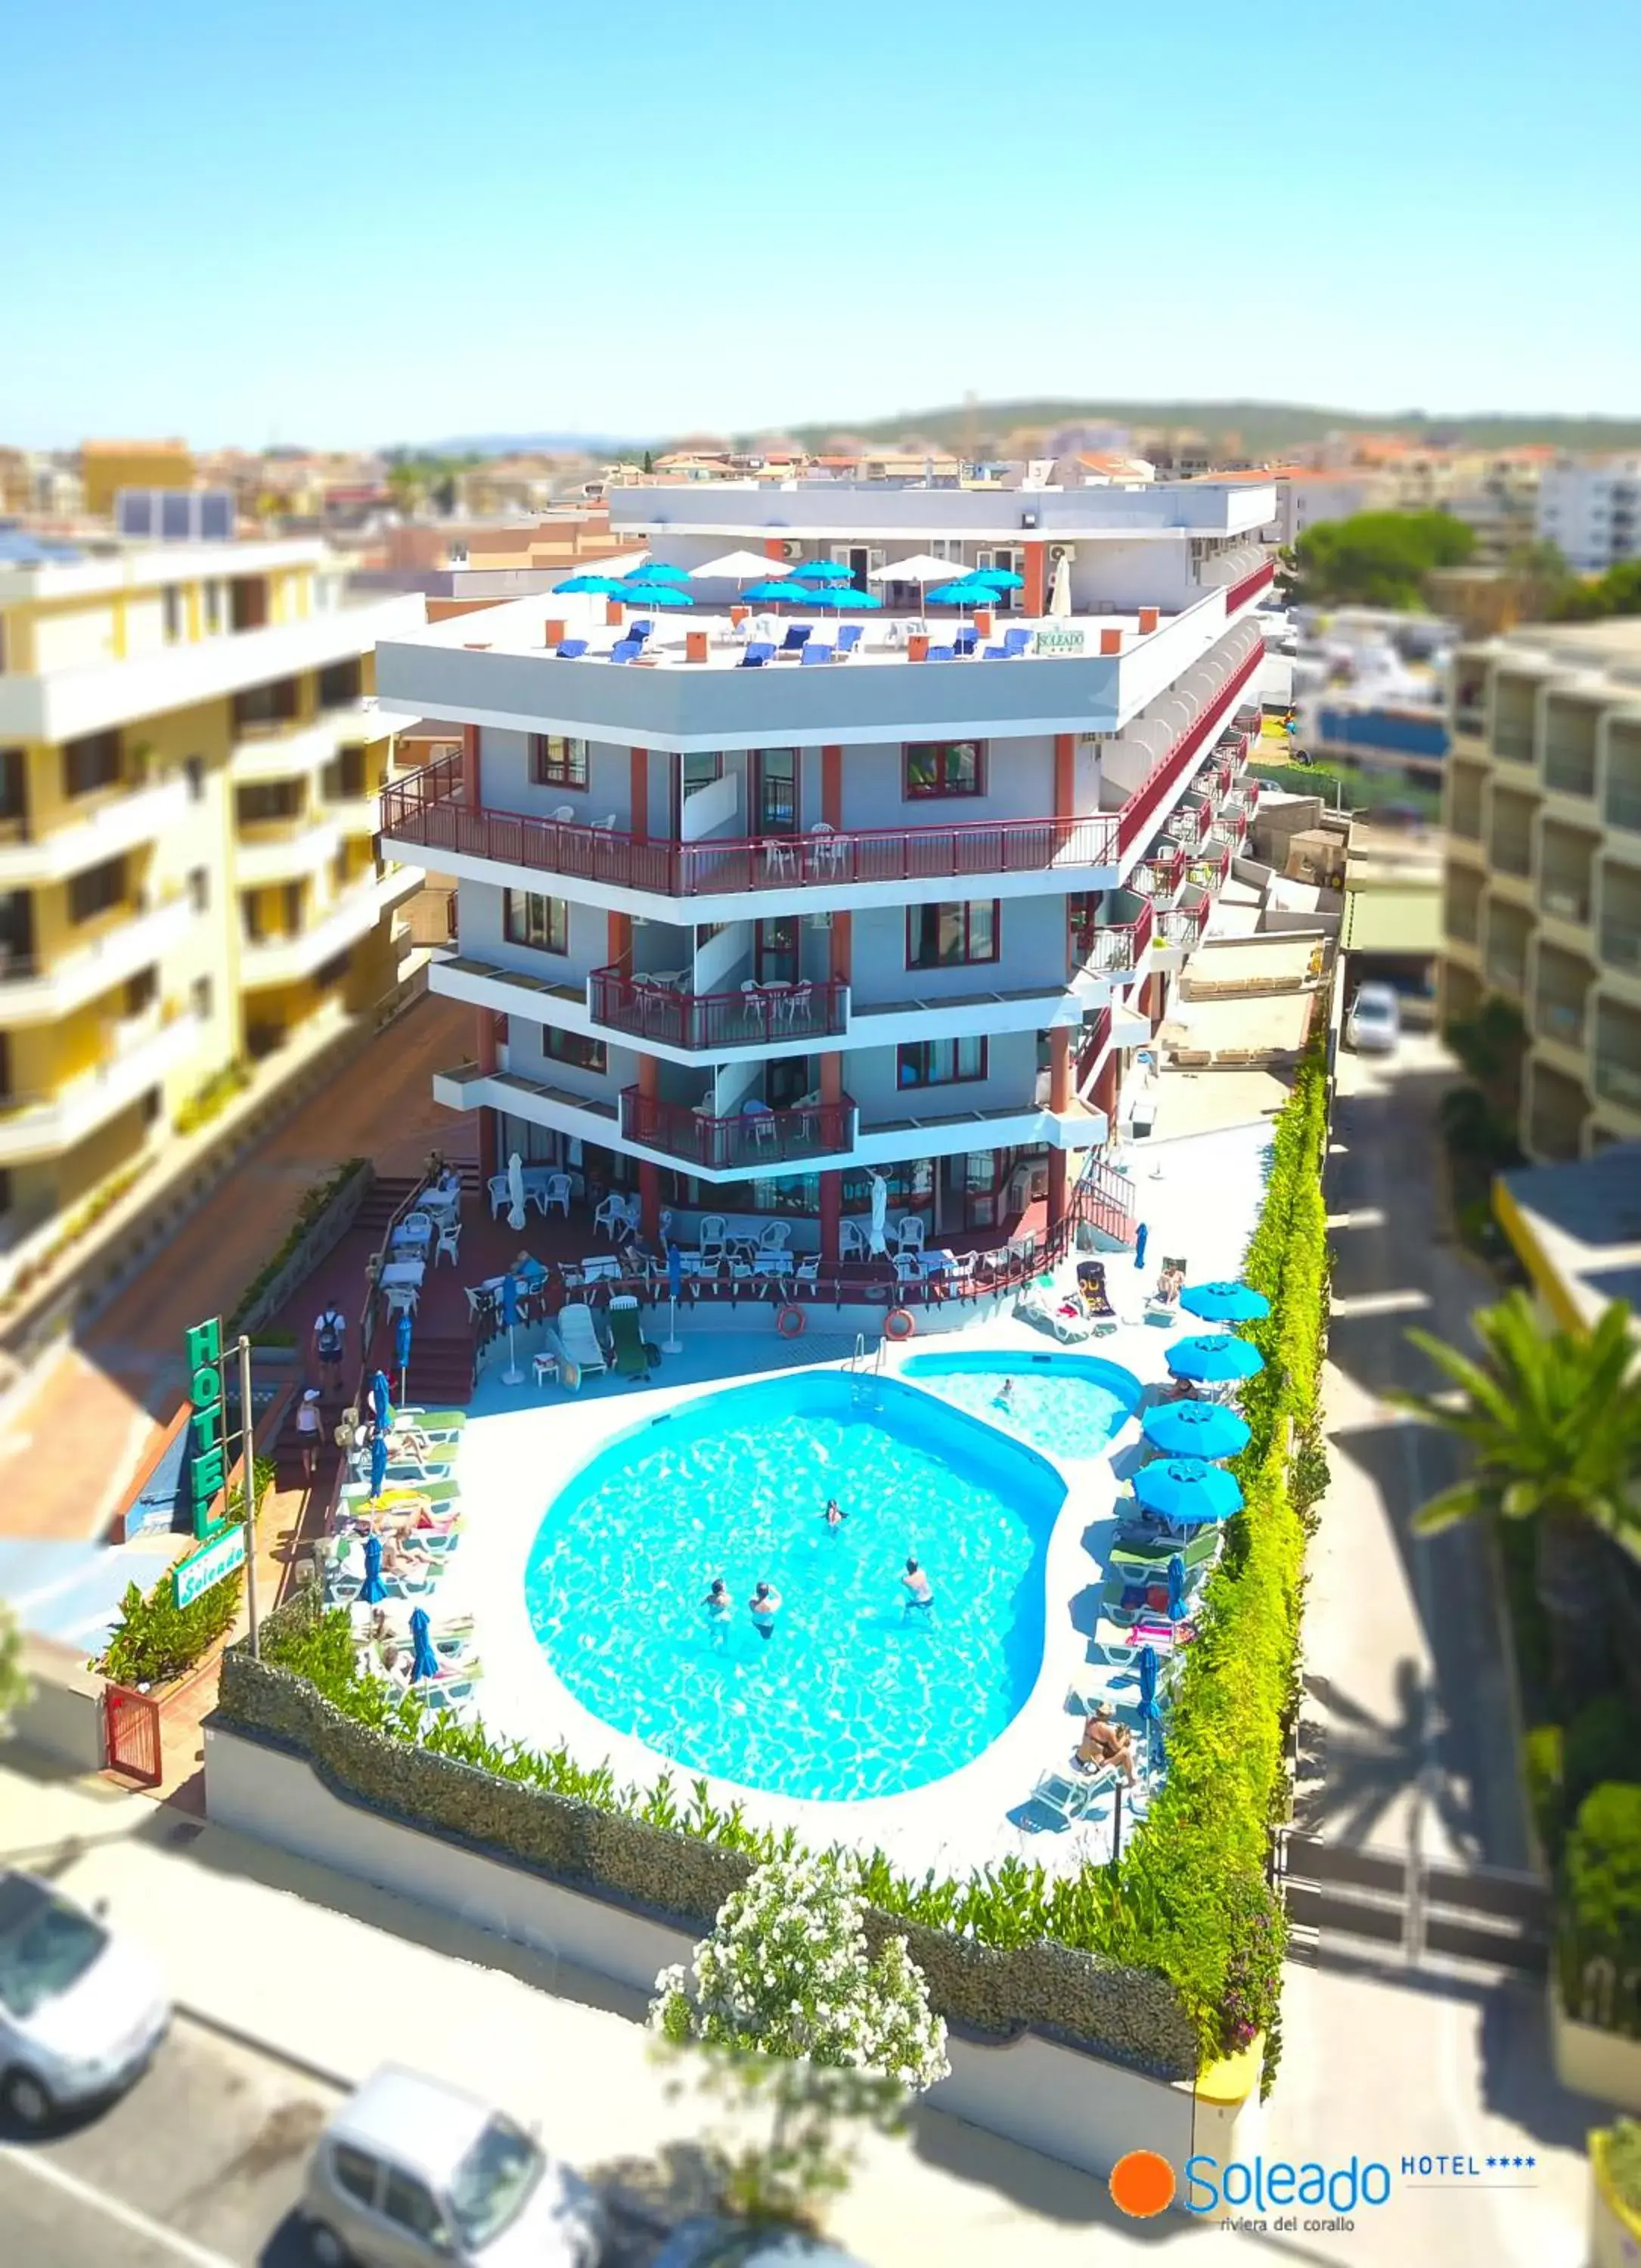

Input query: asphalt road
[0,2015,340,2267]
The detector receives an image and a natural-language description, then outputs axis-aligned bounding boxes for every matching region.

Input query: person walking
[312,1300,348,1401]
[295,1387,324,1489]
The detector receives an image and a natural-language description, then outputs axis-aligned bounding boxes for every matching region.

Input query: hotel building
[0,534,425,1263]
[1443,618,1641,1160]
[374,482,1274,1254]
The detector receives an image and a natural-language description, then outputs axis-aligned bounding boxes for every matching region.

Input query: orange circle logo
[1109,2149,1177,2217]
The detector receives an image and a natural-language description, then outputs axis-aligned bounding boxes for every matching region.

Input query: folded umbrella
[369,1431,388,1501]
[408,1606,441,1683]
[359,1532,388,1605]
[1167,1554,1187,1623]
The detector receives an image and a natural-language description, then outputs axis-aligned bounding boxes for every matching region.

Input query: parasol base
[500,1366,525,1387]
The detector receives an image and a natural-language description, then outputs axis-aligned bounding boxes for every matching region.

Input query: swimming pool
[523,1370,1065,1802]
[899,1349,1143,1462]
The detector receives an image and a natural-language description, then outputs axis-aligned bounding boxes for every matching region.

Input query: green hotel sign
[172,1520,246,1610]
[185,1315,228,1538]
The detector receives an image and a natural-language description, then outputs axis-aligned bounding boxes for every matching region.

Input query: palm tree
[1393,1294,1641,1703]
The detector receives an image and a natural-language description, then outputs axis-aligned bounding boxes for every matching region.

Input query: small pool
[899,1349,1143,1461]
[523,1371,1064,1802]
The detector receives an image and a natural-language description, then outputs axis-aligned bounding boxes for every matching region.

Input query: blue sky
[7,0,1639,448]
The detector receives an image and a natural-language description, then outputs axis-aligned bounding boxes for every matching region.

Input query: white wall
[123,593,169,658]
[852,892,1068,1005]
[30,603,119,672]
[850,1027,1040,1126]
[460,878,608,986]
[478,727,634,829]
[837,734,1056,830]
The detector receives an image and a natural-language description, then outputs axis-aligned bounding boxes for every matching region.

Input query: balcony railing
[1535,996,1586,1046]
[1224,562,1276,613]
[1493,727,1535,763]
[1159,902,1207,949]
[1076,902,1154,976]
[1076,1008,1113,1089]
[1601,920,1641,972]
[1595,1058,1641,1111]
[1139,847,1187,898]
[383,754,1116,897]
[590,969,848,1051]
[1543,749,1596,799]
[1118,648,1267,858]
[1540,883,1591,926]
[620,1086,856,1171]
[1608,783,1641,835]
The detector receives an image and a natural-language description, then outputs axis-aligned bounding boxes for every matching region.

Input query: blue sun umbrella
[667,1241,682,1303]
[552,574,630,595]
[369,1430,388,1501]
[623,562,691,584]
[1165,1334,1264,1385]
[1167,1553,1187,1622]
[1180,1279,1271,1325]
[620,581,694,607]
[393,1312,412,1398]
[368,1369,393,1431]
[408,1606,440,1683]
[359,1532,388,1605]
[1133,1458,1244,1526]
[1137,1643,1164,1766]
[970,567,1025,591]
[740,581,811,605]
[926,578,997,607]
[787,561,855,584]
[794,584,883,610]
[1140,1400,1252,1460]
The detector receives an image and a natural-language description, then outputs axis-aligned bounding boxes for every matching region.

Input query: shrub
[174,1060,252,1138]
[1563,1697,1641,1821]
[1601,2119,1641,2216]
[226,1158,368,1335]
[1559,1783,1641,2037]
[98,1455,275,1687]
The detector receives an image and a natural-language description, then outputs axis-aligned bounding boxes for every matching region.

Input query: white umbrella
[507,1150,526,1232]
[688,549,784,582]
[1049,553,1073,617]
[867,553,967,586]
[868,1171,889,1257]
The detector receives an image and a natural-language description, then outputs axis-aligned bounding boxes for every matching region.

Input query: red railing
[1138,846,1187,898]
[1079,900,1154,974]
[1195,844,1233,886]
[382,756,1117,897]
[621,1087,856,1172]
[590,969,848,1051]
[1175,799,1211,847]
[1224,560,1276,614]
[1159,901,1207,948]
[1076,1007,1113,1088]
[1116,644,1267,860]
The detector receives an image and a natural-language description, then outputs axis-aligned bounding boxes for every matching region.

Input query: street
[0,2016,339,2266]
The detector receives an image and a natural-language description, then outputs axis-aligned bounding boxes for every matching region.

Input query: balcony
[230,699,403,787]
[1608,782,1641,835]
[1078,902,1154,978]
[237,870,412,990]
[1137,846,1187,899]
[1493,727,1536,764]
[620,1086,856,1172]
[1543,746,1596,801]
[588,968,849,1052]
[1224,562,1277,613]
[1540,880,1592,929]
[0,1007,200,1165]
[1601,920,1641,975]
[235,816,343,888]
[0,891,191,1024]
[1594,1059,1641,1113]
[0,776,189,887]
[1534,994,1587,1049]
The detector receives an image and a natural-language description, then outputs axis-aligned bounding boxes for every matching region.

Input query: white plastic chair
[806,823,847,878]
[434,1218,461,1269]
[895,1215,927,1254]
[783,980,814,1031]
[487,1173,511,1219]
[593,1194,628,1241]
[592,813,616,833]
[699,1214,727,1267]
[385,1281,419,1318]
[839,1219,870,1259]
[537,1171,571,1218]
[757,1220,792,1253]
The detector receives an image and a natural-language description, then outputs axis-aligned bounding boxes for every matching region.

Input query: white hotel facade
[373,480,1274,1257]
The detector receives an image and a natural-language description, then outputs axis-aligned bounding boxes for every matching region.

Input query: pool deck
[382,1118,1275,1883]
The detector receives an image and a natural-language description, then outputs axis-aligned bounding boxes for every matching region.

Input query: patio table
[380,1259,425,1290]
[390,1219,433,1252]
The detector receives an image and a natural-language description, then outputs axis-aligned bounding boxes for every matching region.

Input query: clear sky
[7,0,1639,449]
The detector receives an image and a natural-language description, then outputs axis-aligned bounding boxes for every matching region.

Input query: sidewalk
[0,1749,1590,2267]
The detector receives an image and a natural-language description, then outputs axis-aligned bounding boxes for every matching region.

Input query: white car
[302,2065,606,2268]
[0,1869,170,2128]
[1345,982,1401,1055]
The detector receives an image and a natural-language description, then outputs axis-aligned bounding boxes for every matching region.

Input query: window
[545,1027,607,1074]
[905,900,998,968]
[189,866,209,912]
[63,731,122,799]
[528,735,589,790]
[68,857,125,925]
[0,748,25,822]
[317,657,361,708]
[322,747,365,801]
[203,581,222,634]
[191,974,212,1021]
[904,741,983,799]
[184,755,206,803]
[163,587,182,643]
[237,782,304,826]
[124,968,157,1017]
[329,2144,379,2210]
[898,1038,987,1088]
[682,752,722,801]
[504,890,568,955]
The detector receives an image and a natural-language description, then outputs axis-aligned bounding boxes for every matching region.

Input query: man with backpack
[312,1301,348,1401]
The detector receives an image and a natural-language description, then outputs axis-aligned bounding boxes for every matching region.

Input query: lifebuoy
[775,1304,805,1338]
[884,1307,916,1341]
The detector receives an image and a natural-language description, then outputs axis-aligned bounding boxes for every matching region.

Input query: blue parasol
[1134,1222,1149,1272]
[969,567,1025,591]
[623,562,690,585]
[1133,1458,1244,1526]
[369,1431,387,1501]
[368,1368,393,1430]
[667,1241,682,1302]
[794,584,883,609]
[393,1312,412,1400]
[1137,1643,1164,1767]
[786,561,855,584]
[1167,1553,1187,1622]
[620,581,694,607]
[1140,1400,1252,1460]
[1180,1280,1271,1325]
[359,1532,388,1604]
[926,578,997,607]
[740,581,811,605]
[552,573,629,595]
[408,1606,440,1683]
[1165,1334,1264,1385]
[500,1272,518,1331]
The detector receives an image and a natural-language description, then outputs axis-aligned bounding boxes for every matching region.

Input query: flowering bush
[650,1851,948,2224]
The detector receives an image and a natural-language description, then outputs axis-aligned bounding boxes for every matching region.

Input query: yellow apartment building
[79,440,194,519]
[1441,617,1641,1160]
[0,534,426,1265]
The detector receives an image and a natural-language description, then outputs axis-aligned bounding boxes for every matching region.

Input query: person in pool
[995,1378,1015,1409]
[901,1556,934,1610]
[749,1581,782,1639]
[824,1498,848,1528]
[704,1578,731,1619]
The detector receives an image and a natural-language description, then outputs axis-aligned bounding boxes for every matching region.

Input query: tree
[1392,1295,1641,1702]
[1293,510,1475,609]
[641,448,654,475]
[1550,559,1641,622]
[0,1599,29,1736]
[650,1851,948,2228]
[1443,990,1527,1125]
[385,463,424,516]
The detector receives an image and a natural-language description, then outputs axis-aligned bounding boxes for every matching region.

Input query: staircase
[353,1174,420,1236]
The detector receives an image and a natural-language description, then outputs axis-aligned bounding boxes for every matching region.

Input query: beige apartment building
[1441,618,1641,1159]
[0,533,426,1272]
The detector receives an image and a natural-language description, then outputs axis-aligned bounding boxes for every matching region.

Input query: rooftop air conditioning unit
[1049,544,1077,566]
[780,539,803,561]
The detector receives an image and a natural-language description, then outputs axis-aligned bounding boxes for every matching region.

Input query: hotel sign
[172,1520,246,1610]
[1032,625,1086,657]
[185,1315,228,1538]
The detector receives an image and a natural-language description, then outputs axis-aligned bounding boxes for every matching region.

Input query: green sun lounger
[606,1294,656,1381]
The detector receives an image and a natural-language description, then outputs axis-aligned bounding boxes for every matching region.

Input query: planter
[1590,2130,1641,2268]
[1553,1986,1641,2112]
[231,1161,371,1337]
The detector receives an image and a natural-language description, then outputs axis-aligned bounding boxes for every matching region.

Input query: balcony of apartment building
[1152,886,1211,968]
[1451,662,1488,742]
[1443,867,1486,962]
[1607,725,1641,841]
[1487,787,1538,897]
[0,999,200,1167]
[228,659,387,790]
[234,839,410,993]
[0,733,188,888]
[1524,1055,1590,1164]
[1591,996,1641,1122]
[0,866,191,1024]
[1482,899,1534,998]
[1540,697,1599,807]
[1597,862,1641,993]
[318,742,383,836]
[1529,940,1594,1061]
[234,779,341,888]
[1537,820,1597,937]
[1490,675,1540,767]
[1444,757,1488,864]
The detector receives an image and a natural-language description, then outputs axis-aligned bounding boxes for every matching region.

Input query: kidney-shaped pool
[523,1370,1065,1802]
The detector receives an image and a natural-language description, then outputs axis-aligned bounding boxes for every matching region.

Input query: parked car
[302,2065,605,2268]
[1345,981,1401,1055]
[0,1869,170,2129]
[652,2220,873,2268]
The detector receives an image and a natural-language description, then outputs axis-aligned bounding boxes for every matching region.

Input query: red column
[764,535,786,562]
[1024,541,1047,615]
[462,722,482,807]
[1049,1025,1070,1111]
[476,1009,498,1179]
[630,749,648,841]
[1047,1151,1068,1231]
[1096,1052,1121,1126]
[1053,731,1076,818]
[829,909,852,987]
[607,910,631,971]
[821,744,842,826]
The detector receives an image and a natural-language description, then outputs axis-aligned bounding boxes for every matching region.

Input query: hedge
[216,1046,1332,2080]
[226,1158,368,1337]
[98,1455,275,1687]
[1559,1781,1641,2040]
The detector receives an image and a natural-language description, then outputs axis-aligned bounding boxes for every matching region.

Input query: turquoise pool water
[899,1349,1142,1461]
[523,1371,1064,1802]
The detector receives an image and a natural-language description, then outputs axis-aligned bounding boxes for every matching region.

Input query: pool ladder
[848,1332,886,1404]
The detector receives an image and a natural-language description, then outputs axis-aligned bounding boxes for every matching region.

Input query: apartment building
[0,534,427,1262]
[1535,457,1641,575]
[372,480,1273,1250]
[80,441,193,519]
[1442,618,1641,1160]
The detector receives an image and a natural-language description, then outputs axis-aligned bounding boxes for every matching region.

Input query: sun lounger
[557,1300,610,1377]
[1001,625,1031,657]
[836,624,863,657]
[1016,1285,1099,1343]
[799,641,834,665]
[1075,1260,1118,1332]
[778,626,812,657]
[626,621,652,643]
[606,1292,656,1380]
[1100,1567,1186,1625]
[339,1479,460,1514]
[1028,1759,1119,1829]
[394,1408,467,1433]
[739,641,775,667]
[556,638,588,658]
[1108,1529,1218,1577]
[926,644,956,662]
[609,640,641,664]
[953,627,978,656]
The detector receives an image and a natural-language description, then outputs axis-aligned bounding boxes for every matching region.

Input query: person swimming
[749,1581,782,1639]
[704,1577,731,1619]
[995,1378,1015,1408]
[824,1498,848,1528]
[901,1555,934,1610]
